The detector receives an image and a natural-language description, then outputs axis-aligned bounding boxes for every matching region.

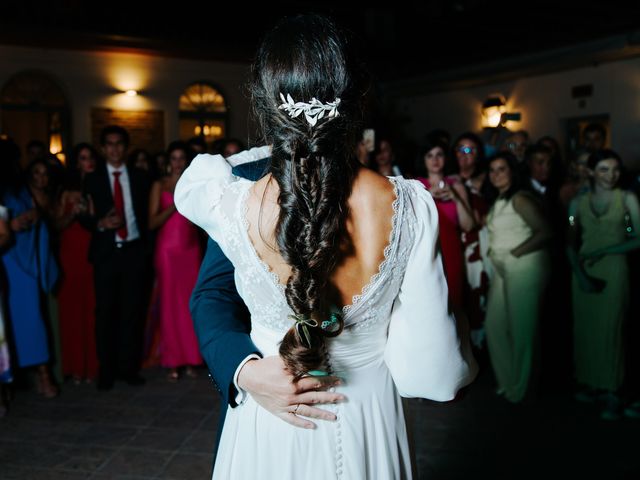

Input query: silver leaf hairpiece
[278,93,341,127]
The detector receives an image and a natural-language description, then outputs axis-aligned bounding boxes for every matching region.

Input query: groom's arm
[190,238,262,407]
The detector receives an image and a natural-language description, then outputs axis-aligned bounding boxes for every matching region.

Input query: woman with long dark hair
[149,141,202,381]
[1,138,59,398]
[56,143,99,384]
[175,14,476,478]
[415,138,475,308]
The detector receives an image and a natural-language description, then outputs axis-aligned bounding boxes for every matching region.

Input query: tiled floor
[0,364,638,479]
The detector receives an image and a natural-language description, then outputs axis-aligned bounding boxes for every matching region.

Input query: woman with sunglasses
[452,133,491,349]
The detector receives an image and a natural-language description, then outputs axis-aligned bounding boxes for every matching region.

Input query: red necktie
[112,171,128,240]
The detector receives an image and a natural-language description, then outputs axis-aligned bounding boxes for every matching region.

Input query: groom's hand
[237,355,345,429]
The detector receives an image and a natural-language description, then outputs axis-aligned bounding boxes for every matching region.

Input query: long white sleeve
[174,152,234,242]
[384,183,476,401]
[174,146,271,242]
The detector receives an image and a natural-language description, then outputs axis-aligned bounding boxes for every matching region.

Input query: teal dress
[572,189,628,391]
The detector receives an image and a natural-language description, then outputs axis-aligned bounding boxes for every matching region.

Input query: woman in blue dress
[0,138,59,398]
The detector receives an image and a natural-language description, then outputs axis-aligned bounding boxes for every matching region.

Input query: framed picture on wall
[564,113,610,160]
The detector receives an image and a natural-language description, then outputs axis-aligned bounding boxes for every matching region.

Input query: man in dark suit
[81,125,150,391]
[190,152,344,449]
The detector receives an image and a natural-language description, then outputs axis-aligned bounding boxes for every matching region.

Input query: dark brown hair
[251,14,368,379]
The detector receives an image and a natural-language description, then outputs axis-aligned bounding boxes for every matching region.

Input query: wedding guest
[582,123,606,153]
[220,138,246,158]
[56,143,99,384]
[503,130,529,162]
[416,138,475,308]
[188,136,207,155]
[81,125,150,391]
[485,151,552,403]
[372,137,402,176]
[452,132,490,348]
[567,149,640,419]
[149,141,203,381]
[1,138,59,398]
[128,148,159,181]
[0,201,12,416]
[559,149,591,207]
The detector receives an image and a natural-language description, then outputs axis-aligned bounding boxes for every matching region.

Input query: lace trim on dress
[239,184,287,299]
[238,176,403,320]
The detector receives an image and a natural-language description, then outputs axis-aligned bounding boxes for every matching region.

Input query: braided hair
[250,14,369,379]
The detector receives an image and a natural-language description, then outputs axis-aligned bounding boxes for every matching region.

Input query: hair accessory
[288,313,318,349]
[320,312,342,334]
[278,93,341,127]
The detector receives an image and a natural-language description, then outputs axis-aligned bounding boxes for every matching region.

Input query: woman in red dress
[416,139,475,308]
[56,143,99,384]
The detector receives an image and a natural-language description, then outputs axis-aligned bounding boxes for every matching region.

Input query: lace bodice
[176,148,473,401]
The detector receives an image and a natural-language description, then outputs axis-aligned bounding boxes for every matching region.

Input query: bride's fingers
[295,390,345,406]
[295,376,340,393]
[292,404,337,421]
[279,411,316,429]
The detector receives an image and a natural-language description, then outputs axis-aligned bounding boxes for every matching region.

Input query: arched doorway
[179,82,228,149]
[0,71,70,167]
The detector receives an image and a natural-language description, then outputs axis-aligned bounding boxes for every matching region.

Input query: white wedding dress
[175,147,474,480]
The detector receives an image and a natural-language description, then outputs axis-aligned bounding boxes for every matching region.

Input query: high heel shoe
[167,369,179,383]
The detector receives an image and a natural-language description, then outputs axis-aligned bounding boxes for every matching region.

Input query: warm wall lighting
[49,133,66,164]
[194,124,223,138]
[482,94,521,129]
[125,89,138,97]
[482,94,506,128]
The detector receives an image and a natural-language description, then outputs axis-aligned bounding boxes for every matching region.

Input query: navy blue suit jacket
[189,157,270,441]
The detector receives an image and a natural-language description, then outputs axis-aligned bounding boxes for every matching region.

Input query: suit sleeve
[190,238,262,407]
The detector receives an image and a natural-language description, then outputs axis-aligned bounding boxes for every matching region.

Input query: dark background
[2,1,640,81]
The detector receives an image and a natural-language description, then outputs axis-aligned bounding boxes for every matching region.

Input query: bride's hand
[237,355,346,429]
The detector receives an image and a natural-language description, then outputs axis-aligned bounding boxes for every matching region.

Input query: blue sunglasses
[457,146,477,155]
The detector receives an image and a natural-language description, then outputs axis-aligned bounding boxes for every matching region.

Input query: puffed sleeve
[384,182,477,401]
[174,153,234,242]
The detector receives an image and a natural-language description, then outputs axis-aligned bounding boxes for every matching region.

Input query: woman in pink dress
[416,139,475,308]
[149,141,203,381]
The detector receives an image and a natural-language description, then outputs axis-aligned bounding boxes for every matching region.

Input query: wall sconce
[482,94,521,129]
[125,89,138,97]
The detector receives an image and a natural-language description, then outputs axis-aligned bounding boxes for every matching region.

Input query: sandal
[36,366,60,399]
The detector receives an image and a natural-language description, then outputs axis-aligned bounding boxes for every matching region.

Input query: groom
[190,149,343,446]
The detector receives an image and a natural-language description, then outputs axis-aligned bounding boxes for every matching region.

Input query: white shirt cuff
[233,354,261,406]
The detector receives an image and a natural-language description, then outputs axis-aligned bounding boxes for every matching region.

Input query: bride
[175,14,477,479]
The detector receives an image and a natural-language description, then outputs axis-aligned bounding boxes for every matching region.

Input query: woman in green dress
[567,149,640,419]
